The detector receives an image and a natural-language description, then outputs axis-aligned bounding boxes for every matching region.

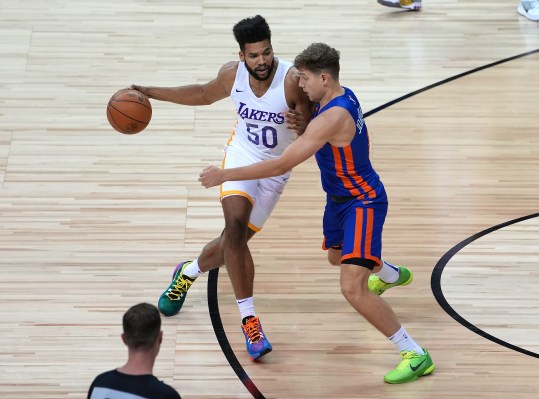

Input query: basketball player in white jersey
[131,15,312,359]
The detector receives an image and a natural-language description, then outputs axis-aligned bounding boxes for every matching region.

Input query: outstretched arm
[199,110,340,188]
[131,61,237,106]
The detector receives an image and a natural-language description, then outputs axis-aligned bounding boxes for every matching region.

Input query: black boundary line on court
[206,48,539,398]
[364,48,539,118]
[431,213,539,358]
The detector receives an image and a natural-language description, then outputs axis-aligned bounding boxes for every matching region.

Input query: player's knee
[224,219,249,244]
[340,283,354,300]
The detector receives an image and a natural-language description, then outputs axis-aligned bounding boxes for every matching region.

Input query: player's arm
[131,61,238,106]
[199,108,346,188]
[283,67,314,135]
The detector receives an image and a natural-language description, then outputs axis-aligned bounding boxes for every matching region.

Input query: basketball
[106,89,152,134]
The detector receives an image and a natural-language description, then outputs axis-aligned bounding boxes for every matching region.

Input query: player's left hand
[199,165,224,188]
[284,108,308,136]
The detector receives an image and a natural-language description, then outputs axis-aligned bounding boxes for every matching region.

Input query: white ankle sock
[389,327,424,355]
[375,260,400,283]
[237,297,255,320]
[183,258,202,279]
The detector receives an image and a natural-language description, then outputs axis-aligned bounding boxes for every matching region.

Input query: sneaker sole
[384,363,435,384]
[251,346,273,360]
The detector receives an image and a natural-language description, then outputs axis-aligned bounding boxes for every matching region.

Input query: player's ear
[239,50,245,62]
[321,72,329,86]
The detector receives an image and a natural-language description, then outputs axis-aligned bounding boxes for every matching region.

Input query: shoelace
[395,351,421,370]
[243,318,263,343]
[166,275,192,300]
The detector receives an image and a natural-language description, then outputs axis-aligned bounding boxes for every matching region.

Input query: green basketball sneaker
[158,261,196,317]
[384,349,435,384]
[368,265,413,295]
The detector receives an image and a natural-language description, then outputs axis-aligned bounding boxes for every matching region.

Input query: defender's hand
[284,108,308,136]
[199,165,225,188]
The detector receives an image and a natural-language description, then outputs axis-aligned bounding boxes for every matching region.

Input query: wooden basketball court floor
[1,1,538,398]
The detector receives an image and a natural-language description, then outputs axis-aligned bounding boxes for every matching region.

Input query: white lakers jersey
[229,59,296,159]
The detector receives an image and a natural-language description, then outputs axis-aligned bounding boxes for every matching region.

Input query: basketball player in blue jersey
[130,15,312,360]
[200,42,435,384]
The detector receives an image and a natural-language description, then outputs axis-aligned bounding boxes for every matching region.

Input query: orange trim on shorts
[220,190,254,206]
[322,236,329,250]
[248,222,261,232]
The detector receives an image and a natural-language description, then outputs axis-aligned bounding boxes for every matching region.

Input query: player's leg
[323,202,411,295]
[221,194,272,360]
[196,228,257,272]
[230,175,287,359]
[221,195,255,300]
[158,143,259,317]
[157,209,258,318]
[337,200,434,383]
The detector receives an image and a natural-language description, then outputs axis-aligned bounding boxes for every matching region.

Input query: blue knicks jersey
[314,87,381,199]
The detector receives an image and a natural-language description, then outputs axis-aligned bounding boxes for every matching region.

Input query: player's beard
[244,57,275,81]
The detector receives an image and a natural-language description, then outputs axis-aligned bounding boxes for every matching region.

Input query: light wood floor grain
[1,1,538,398]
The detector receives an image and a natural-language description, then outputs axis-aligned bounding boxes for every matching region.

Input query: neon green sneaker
[384,349,435,384]
[368,265,413,295]
[158,261,196,317]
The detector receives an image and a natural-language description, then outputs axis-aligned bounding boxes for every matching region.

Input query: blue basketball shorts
[322,186,388,267]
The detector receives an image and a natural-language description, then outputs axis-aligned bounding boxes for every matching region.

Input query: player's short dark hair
[294,43,340,79]
[122,303,161,350]
[233,15,272,52]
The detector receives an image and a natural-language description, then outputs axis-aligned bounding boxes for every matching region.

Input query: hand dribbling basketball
[106,89,152,134]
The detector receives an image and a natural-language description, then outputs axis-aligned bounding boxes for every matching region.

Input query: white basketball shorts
[220,142,290,231]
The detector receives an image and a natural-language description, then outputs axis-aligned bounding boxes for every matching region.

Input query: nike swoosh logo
[410,359,426,372]
[235,88,244,92]
[238,299,249,304]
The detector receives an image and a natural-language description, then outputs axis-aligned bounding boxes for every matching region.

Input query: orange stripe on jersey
[332,146,361,197]
[342,145,376,198]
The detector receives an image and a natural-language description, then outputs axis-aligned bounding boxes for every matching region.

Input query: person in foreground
[199,42,435,384]
[131,15,312,360]
[87,303,181,399]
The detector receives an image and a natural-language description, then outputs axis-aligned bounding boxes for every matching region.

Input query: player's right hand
[130,84,150,97]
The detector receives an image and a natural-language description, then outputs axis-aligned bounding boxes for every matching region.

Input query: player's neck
[319,84,345,109]
[118,351,156,375]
